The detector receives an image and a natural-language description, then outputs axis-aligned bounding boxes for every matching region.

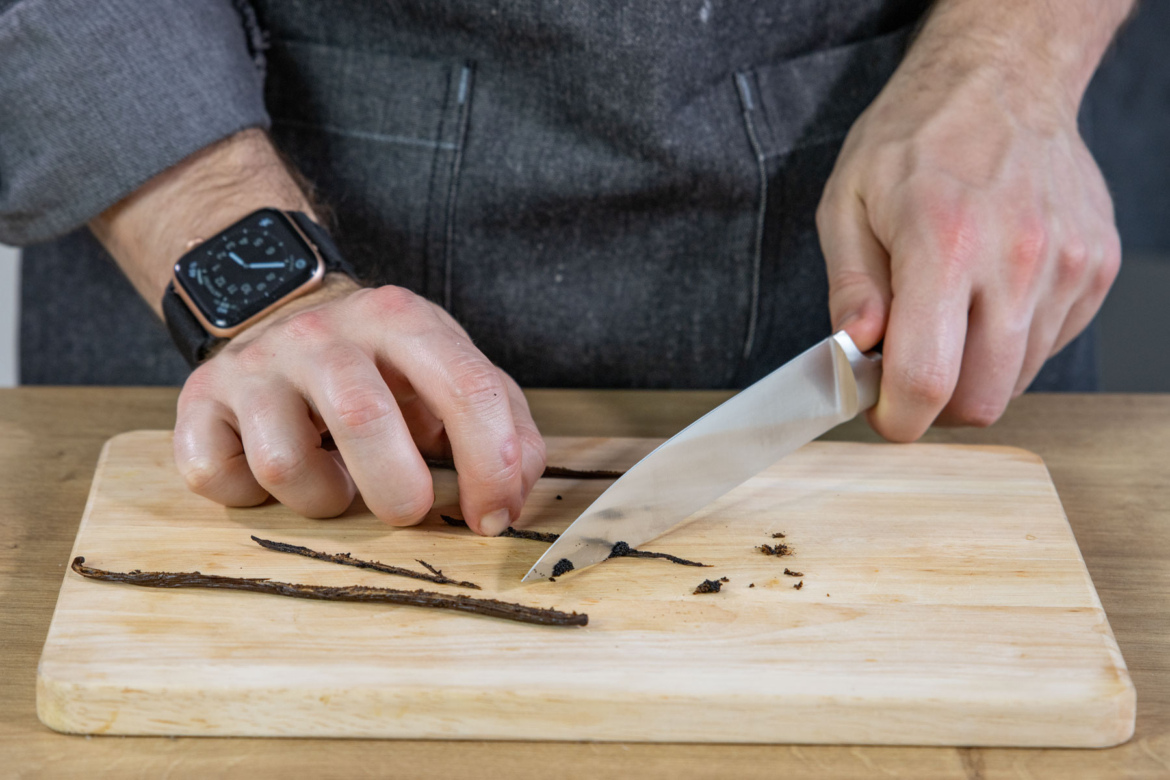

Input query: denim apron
[21,0,1096,390]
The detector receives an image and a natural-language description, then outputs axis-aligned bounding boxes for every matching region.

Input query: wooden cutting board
[37,431,1134,746]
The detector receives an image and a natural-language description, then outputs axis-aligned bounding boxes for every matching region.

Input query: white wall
[0,245,17,387]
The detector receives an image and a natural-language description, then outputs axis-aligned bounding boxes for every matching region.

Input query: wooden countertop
[2,388,1168,778]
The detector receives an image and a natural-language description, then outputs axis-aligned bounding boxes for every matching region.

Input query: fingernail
[480,508,511,537]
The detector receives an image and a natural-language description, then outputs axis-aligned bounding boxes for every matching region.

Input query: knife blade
[521,331,881,583]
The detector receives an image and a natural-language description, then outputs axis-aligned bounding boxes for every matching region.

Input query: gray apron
[21,0,1095,390]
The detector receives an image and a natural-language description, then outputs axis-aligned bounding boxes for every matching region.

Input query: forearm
[89,129,317,319]
[912,0,1137,111]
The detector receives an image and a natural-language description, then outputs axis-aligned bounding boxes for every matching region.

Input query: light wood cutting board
[37,431,1134,746]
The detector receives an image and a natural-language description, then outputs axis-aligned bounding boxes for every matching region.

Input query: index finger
[354,287,527,535]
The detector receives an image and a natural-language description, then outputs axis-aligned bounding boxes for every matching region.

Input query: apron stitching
[443,63,475,312]
[736,72,766,362]
[421,66,457,303]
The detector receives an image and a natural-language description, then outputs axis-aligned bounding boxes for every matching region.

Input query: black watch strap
[162,211,356,368]
[163,281,216,368]
[287,210,359,280]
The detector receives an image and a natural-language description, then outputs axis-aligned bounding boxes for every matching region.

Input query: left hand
[816,10,1122,442]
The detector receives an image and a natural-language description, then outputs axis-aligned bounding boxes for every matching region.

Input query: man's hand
[91,130,545,535]
[174,276,545,535]
[817,0,1133,441]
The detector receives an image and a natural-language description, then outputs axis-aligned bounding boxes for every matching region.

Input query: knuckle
[814,199,828,231]
[1095,234,1123,293]
[250,444,310,487]
[922,199,980,272]
[519,424,547,463]
[178,456,225,494]
[814,193,839,233]
[495,432,524,478]
[379,484,435,526]
[828,268,880,298]
[362,285,430,324]
[953,399,1007,429]
[177,365,220,409]
[893,362,953,409]
[331,388,397,437]
[1055,239,1090,284]
[232,338,278,373]
[279,309,334,346]
[447,361,508,413]
[1008,219,1050,278]
[311,348,399,438]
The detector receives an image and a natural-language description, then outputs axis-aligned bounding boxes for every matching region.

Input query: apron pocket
[736,24,915,159]
[730,24,914,379]
[266,40,474,304]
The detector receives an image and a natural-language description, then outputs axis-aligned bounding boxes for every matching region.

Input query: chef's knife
[521,331,881,582]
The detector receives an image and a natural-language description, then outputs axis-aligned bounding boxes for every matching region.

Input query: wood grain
[37,430,1133,745]
[3,389,1169,777]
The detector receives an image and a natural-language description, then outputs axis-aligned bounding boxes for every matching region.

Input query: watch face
[174,209,321,330]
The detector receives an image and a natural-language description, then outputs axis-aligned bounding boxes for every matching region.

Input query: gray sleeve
[0,0,270,245]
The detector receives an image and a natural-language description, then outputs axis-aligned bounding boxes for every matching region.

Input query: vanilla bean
[608,540,709,568]
[251,536,480,590]
[71,557,586,627]
[503,528,561,543]
[427,458,623,480]
[440,515,560,543]
[416,560,449,578]
[441,516,709,567]
[540,465,625,479]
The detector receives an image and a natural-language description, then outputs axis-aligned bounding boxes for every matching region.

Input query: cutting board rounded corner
[102,428,173,453]
[1094,677,1138,749]
[35,663,91,736]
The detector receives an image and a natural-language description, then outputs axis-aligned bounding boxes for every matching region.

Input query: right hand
[173,274,546,535]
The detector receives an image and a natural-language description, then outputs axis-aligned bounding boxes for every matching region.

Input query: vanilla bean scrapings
[71,557,587,627]
[693,577,729,595]
[252,536,481,590]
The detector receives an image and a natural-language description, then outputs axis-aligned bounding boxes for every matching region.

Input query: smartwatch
[162,209,357,367]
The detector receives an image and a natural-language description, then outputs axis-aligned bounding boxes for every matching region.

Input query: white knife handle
[831,331,883,414]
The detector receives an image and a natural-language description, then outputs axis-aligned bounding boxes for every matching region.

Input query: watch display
[173,208,323,332]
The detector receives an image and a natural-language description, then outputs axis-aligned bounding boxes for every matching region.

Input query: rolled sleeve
[0,0,270,245]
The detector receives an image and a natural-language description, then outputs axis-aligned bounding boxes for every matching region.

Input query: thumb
[816,191,891,351]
